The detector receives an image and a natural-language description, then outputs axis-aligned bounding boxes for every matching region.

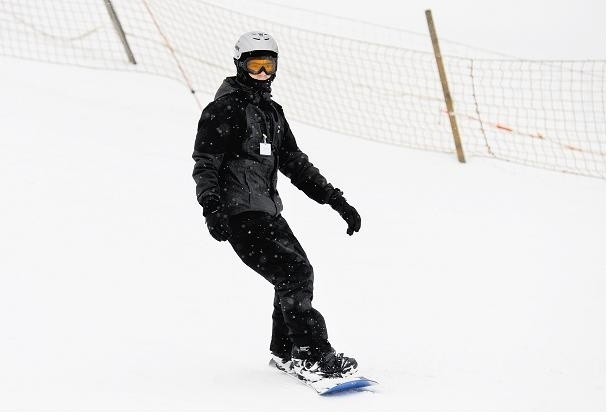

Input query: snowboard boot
[290,345,358,381]
[270,350,293,374]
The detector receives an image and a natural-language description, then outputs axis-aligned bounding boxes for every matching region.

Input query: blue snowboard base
[319,377,378,395]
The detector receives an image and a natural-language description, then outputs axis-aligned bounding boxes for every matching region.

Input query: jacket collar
[214,76,272,104]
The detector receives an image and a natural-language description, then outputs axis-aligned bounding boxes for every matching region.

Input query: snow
[224,0,605,60]
[0,55,603,412]
[0,0,605,407]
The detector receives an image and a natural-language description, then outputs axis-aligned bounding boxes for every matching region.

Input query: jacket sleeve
[277,108,337,204]
[192,98,234,212]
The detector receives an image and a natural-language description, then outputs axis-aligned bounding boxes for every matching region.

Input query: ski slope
[0,55,604,411]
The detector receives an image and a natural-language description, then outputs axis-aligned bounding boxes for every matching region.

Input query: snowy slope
[0,56,604,411]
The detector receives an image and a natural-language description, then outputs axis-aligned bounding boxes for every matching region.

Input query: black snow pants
[227,210,332,357]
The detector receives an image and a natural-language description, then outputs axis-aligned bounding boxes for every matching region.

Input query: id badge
[260,142,272,155]
[260,138,271,156]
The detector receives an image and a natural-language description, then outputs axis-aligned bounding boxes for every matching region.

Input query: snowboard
[269,358,378,395]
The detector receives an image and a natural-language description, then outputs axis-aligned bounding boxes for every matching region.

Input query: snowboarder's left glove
[328,188,361,236]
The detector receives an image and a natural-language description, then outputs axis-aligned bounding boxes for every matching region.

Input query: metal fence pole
[103,0,137,64]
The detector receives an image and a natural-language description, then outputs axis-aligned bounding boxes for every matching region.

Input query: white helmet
[233,31,278,60]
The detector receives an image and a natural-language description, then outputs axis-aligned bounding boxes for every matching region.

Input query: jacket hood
[214,76,239,100]
[214,76,272,102]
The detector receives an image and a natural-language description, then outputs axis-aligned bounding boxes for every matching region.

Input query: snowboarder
[192,31,361,381]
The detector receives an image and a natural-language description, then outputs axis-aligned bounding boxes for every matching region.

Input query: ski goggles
[240,55,277,75]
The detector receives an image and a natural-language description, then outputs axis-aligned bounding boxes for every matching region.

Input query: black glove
[201,196,232,242]
[328,188,361,236]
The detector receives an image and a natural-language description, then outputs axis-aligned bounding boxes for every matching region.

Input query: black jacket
[192,76,339,217]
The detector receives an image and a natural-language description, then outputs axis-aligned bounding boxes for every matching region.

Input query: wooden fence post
[426,9,466,163]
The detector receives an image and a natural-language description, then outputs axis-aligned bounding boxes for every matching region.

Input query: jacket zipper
[263,104,282,215]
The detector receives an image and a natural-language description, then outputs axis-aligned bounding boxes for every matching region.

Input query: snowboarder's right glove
[328,188,361,236]
[201,196,232,242]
